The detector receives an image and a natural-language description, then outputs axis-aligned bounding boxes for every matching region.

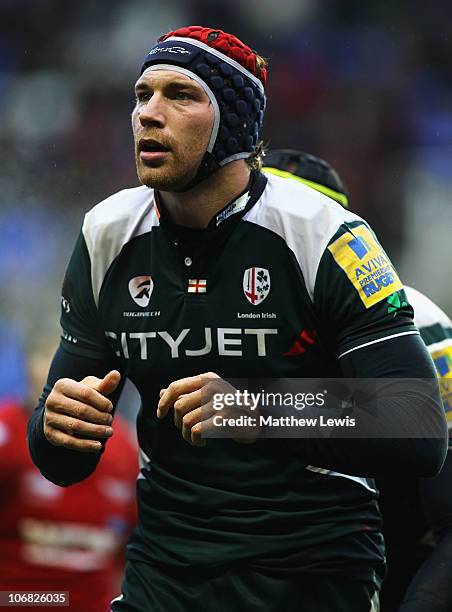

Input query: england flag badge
[188,279,207,293]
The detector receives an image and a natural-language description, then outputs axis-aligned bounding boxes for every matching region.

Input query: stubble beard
[135,150,202,192]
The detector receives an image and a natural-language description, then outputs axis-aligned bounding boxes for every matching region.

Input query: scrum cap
[140,26,267,188]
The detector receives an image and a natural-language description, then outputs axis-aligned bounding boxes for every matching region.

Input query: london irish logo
[243,267,270,306]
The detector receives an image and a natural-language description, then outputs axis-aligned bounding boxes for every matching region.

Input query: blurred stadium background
[1,0,452,401]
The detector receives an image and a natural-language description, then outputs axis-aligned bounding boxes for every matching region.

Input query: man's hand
[44,370,121,453]
[157,373,259,446]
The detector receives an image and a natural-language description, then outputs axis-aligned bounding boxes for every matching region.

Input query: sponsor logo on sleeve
[431,342,452,426]
[328,225,403,308]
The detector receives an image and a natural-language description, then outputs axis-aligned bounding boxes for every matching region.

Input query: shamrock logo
[256,270,269,293]
[387,291,408,316]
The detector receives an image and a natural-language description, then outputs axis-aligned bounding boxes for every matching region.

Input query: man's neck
[158,161,251,228]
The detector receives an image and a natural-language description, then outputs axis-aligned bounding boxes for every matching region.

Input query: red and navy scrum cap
[140,26,267,184]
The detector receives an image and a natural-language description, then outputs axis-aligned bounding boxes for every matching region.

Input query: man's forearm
[27,344,122,486]
[296,335,447,478]
[27,401,103,486]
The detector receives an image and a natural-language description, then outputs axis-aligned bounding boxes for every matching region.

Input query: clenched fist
[157,373,259,446]
[44,370,121,453]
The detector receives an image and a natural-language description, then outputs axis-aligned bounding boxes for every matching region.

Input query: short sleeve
[60,231,112,360]
[314,221,418,357]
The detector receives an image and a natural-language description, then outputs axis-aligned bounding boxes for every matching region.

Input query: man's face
[132,69,214,191]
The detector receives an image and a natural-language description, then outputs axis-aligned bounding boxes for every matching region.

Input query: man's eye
[174,92,191,100]
[135,92,151,103]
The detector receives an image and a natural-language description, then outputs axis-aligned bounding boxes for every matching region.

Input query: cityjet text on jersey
[105,327,278,359]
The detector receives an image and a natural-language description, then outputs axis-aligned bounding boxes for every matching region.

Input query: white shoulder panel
[244,173,361,300]
[405,286,452,331]
[82,185,158,307]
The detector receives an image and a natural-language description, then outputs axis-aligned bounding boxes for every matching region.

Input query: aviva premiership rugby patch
[328,224,403,308]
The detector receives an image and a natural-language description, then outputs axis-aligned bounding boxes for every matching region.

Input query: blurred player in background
[0,336,138,611]
[264,149,452,612]
[27,25,447,612]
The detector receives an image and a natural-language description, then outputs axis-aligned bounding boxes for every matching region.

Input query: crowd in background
[1,0,452,389]
[1,2,452,605]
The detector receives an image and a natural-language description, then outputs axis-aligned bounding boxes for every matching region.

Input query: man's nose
[138,94,165,127]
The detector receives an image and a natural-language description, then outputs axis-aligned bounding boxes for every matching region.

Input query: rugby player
[27,27,447,611]
[264,149,452,611]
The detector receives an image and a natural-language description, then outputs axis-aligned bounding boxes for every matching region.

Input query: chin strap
[176,152,220,192]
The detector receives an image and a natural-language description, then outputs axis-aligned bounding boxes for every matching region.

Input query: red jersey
[0,401,138,611]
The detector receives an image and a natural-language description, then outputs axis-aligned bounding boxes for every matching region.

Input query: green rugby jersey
[59,171,417,584]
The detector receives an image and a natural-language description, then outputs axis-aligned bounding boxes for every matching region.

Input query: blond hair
[245,53,268,171]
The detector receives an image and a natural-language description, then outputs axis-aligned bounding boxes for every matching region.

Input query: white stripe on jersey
[338,330,420,359]
[82,186,158,307]
[305,465,377,493]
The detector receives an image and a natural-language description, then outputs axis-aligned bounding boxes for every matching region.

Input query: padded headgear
[140,26,267,190]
